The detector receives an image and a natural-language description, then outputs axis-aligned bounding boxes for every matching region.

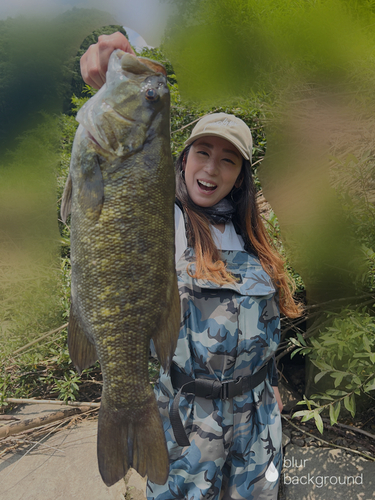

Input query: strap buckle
[220,378,243,400]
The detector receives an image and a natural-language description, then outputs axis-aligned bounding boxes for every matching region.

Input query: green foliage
[148,359,161,388]
[288,332,311,360]
[264,210,305,293]
[0,116,64,368]
[293,307,375,429]
[1,336,102,404]
[330,151,375,294]
[52,370,82,402]
[0,9,116,150]
[289,148,375,430]
[164,0,375,102]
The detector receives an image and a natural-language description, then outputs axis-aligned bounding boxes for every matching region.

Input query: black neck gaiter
[201,197,236,225]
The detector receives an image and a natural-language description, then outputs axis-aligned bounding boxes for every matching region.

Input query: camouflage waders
[147,248,282,500]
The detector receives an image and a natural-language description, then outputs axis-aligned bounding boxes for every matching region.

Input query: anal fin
[68,302,98,375]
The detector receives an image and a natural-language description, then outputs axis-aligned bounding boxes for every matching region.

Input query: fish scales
[61,50,180,487]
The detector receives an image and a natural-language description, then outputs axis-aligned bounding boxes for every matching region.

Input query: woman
[81,33,302,500]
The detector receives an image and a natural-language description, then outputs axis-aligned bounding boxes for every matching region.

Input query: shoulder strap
[175,198,183,212]
[232,218,258,256]
[175,198,189,239]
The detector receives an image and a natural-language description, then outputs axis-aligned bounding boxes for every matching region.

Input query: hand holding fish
[80,32,135,89]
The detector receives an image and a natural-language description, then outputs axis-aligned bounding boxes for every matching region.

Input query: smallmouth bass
[61,50,179,486]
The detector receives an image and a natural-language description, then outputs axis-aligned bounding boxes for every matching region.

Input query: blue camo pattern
[147,248,282,499]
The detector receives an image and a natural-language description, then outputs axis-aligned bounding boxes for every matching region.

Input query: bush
[292,307,375,431]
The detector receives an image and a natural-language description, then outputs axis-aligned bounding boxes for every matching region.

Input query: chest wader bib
[146,247,282,500]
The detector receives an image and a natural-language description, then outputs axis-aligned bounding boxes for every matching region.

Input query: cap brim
[184,132,250,161]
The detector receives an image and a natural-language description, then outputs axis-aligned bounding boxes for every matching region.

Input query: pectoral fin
[68,300,98,374]
[61,147,104,223]
[60,173,72,223]
[152,274,180,372]
[77,152,104,221]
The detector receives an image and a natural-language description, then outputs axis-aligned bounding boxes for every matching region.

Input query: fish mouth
[197,179,217,193]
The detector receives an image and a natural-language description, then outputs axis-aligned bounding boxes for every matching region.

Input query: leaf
[290,348,302,359]
[317,395,334,401]
[323,339,340,346]
[292,410,309,418]
[289,337,301,347]
[301,412,315,423]
[350,394,356,417]
[363,335,371,353]
[331,372,345,388]
[329,401,341,425]
[351,317,364,330]
[344,394,356,417]
[364,378,375,392]
[314,411,324,434]
[347,153,359,164]
[326,389,348,396]
[314,371,329,384]
[296,332,307,347]
[311,359,332,371]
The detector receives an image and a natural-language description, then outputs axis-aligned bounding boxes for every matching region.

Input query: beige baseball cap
[184,113,253,162]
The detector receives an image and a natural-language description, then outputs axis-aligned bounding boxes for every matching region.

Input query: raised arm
[80,32,136,89]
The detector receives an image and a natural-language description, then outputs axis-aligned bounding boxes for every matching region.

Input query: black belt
[169,360,272,447]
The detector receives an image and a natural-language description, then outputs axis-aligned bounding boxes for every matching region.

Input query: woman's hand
[272,386,283,413]
[80,32,136,89]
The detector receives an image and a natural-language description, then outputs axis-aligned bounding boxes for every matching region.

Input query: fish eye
[145,89,159,101]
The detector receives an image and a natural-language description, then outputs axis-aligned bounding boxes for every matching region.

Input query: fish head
[77,50,170,158]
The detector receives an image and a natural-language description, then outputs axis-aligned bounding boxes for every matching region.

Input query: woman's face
[183,136,243,207]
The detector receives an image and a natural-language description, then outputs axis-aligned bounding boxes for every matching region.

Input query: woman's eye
[223,158,235,164]
[197,150,209,156]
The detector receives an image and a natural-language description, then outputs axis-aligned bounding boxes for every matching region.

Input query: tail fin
[97,396,169,487]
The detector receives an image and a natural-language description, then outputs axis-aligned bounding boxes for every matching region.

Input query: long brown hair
[175,144,303,318]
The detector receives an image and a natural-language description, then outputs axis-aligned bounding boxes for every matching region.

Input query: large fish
[61,50,179,486]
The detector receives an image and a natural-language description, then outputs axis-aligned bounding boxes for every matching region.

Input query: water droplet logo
[265,461,279,482]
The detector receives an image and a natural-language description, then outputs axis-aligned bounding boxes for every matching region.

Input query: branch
[282,414,375,462]
[4,398,100,408]
[12,323,68,356]
[0,406,90,440]
[321,417,375,442]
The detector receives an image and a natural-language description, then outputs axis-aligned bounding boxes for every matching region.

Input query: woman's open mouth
[197,180,217,193]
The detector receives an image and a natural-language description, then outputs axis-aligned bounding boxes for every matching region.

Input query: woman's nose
[203,158,218,175]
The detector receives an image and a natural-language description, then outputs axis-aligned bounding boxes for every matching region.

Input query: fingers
[80,32,136,89]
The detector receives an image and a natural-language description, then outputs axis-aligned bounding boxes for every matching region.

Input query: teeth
[199,180,216,188]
